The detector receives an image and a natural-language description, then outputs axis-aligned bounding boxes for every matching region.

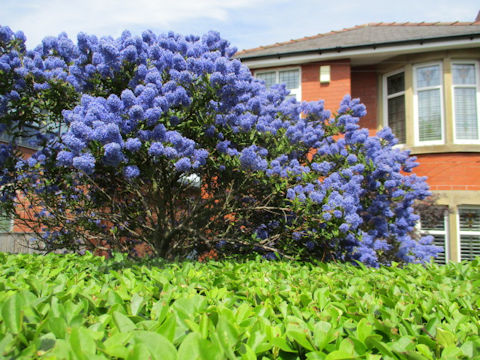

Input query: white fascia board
[241,38,480,69]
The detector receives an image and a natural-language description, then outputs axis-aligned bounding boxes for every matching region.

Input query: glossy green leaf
[70,327,96,358]
[112,311,137,333]
[132,331,177,360]
[1,293,24,333]
[436,328,456,348]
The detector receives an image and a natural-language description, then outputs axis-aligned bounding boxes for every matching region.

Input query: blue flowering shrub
[0,26,440,265]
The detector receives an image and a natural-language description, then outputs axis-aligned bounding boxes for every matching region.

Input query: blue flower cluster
[0,25,441,266]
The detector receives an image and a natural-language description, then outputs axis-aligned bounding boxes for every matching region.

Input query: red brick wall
[301,60,351,113]
[413,153,480,191]
[351,66,377,131]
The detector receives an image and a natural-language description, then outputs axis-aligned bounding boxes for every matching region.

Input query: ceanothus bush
[0,25,440,265]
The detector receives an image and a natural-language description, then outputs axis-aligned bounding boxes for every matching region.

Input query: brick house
[236,17,480,263]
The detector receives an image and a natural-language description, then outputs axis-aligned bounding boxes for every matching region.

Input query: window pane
[420,210,446,231]
[387,95,406,143]
[418,89,442,141]
[460,235,480,261]
[459,208,480,231]
[256,72,276,89]
[0,211,11,232]
[455,87,478,140]
[387,72,404,95]
[453,64,476,85]
[279,70,300,90]
[432,234,447,264]
[416,65,441,88]
[0,122,39,148]
[420,208,448,265]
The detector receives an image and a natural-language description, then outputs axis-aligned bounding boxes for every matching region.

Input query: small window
[0,210,12,233]
[419,207,448,264]
[452,62,480,142]
[384,71,406,144]
[255,68,301,101]
[256,71,277,89]
[458,207,480,261]
[414,63,444,144]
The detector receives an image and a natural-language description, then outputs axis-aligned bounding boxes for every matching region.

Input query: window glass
[452,63,479,142]
[454,88,478,140]
[255,69,301,101]
[0,210,12,233]
[459,207,480,261]
[416,65,441,88]
[418,88,442,141]
[459,235,480,261]
[387,72,404,95]
[459,207,480,231]
[420,207,448,264]
[387,96,406,144]
[279,70,300,90]
[453,64,476,85]
[256,72,276,89]
[385,71,406,143]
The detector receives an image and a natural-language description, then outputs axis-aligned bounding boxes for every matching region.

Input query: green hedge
[0,252,479,359]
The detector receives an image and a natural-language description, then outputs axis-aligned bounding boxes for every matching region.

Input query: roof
[236,22,480,60]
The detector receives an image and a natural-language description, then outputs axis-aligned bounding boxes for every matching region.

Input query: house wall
[414,153,480,191]
[351,66,377,131]
[301,60,351,112]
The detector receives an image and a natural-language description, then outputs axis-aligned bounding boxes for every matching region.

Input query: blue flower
[103,142,124,166]
[72,153,95,174]
[124,165,140,179]
[174,157,191,172]
[125,138,142,152]
[149,142,164,156]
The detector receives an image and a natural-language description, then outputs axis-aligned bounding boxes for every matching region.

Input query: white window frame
[457,206,480,261]
[451,60,480,144]
[383,68,406,144]
[254,67,302,101]
[413,62,445,146]
[418,209,449,264]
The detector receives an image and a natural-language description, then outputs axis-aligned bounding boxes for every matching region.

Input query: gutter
[235,32,480,62]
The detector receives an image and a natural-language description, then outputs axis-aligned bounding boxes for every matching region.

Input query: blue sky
[1,0,479,51]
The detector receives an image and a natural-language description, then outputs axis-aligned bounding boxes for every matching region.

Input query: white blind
[454,88,478,140]
[420,208,448,264]
[415,64,443,143]
[459,207,480,261]
[453,63,479,141]
[418,89,442,141]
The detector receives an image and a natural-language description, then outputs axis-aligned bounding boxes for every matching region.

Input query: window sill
[407,144,480,155]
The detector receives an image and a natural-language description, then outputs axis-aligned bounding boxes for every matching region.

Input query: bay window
[452,62,480,142]
[414,63,444,144]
